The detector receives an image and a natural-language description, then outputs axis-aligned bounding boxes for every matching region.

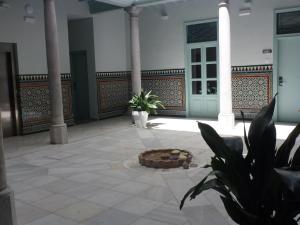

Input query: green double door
[187,42,219,118]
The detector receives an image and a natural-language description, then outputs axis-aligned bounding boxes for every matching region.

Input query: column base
[218,113,235,131]
[50,123,68,144]
[0,187,17,225]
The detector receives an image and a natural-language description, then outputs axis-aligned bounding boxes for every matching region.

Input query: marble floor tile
[145,204,187,225]
[139,186,175,203]
[114,196,162,216]
[31,194,79,212]
[40,179,84,193]
[112,181,152,195]
[182,205,231,225]
[15,188,53,203]
[56,201,106,222]
[15,201,50,225]
[67,172,102,183]
[130,218,171,225]
[87,189,131,207]
[63,184,102,200]
[24,214,77,225]
[85,208,139,225]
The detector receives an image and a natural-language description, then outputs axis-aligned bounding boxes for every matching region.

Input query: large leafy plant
[180,97,300,225]
[129,90,165,114]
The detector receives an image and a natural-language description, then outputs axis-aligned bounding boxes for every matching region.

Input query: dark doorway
[0,43,19,137]
[70,51,90,122]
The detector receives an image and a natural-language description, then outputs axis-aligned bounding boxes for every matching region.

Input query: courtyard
[4,116,295,225]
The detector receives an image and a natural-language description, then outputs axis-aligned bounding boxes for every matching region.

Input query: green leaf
[275,168,300,198]
[180,175,208,209]
[291,146,300,170]
[276,123,300,168]
[128,90,164,114]
[223,136,243,155]
[190,177,231,200]
[198,122,230,159]
[220,196,257,225]
[248,96,276,151]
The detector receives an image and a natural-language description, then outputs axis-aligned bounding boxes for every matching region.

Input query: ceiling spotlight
[0,1,10,9]
[239,0,252,16]
[160,5,168,20]
[25,3,34,15]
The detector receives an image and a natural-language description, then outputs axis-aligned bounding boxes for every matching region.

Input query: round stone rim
[138,149,193,169]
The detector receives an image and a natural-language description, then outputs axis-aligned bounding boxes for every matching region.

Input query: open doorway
[68,18,97,123]
[0,43,19,137]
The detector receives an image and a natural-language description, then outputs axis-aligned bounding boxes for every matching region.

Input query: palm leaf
[275,123,300,168]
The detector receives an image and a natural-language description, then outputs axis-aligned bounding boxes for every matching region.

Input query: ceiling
[83,0,187,14]
[94,0,152,7]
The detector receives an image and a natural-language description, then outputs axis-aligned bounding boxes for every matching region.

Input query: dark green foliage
[128,90,165,114]
[180,97,300,225]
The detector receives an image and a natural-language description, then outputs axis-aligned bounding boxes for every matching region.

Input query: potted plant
[180,97,300,225]
[129,90,165,128]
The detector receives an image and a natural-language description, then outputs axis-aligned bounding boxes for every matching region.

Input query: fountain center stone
[139,149,192,169]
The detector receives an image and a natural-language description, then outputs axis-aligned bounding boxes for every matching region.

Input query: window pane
[192,65,201,78]
[207,64,217,78]
[191,48,201,62]
[187,22,217,43]
[192,81,202,95]
[206,47,217,61]
[207,81,217,95]
[277,11,300,35]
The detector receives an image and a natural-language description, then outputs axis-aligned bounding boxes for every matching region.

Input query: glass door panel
[187,43,218,117]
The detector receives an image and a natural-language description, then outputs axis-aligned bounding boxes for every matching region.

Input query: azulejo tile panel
[96,72,130,117]
[232,65,273,115]
[96,69,186,118]
[17,74,73,134]
[97,79,130,113]
[141,69,185,112]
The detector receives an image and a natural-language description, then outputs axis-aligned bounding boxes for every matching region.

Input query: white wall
[0,0,89,74]
[139,0,300,69]
[231,0,300,66]
[93,9,131,72]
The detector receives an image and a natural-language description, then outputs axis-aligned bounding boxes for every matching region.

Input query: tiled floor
[4,116,293,225]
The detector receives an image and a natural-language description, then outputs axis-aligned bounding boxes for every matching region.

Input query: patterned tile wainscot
[96,69,186,118]
[96,71,131,119]
[142,69,186,116]
[17,74,74,134]
[232,65,273,119]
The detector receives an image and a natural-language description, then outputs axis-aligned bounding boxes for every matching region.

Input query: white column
[127,6,142,96]
[0,110,17,225]
[44,0,68,144]
[218,0,235,129]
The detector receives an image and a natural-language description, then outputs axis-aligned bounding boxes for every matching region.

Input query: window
[277,10,300,35]
[187,22,217,43]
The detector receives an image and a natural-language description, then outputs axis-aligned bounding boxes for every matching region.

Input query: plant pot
[132,111,149,128]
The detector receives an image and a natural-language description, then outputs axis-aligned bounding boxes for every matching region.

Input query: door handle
[278,76,283,86]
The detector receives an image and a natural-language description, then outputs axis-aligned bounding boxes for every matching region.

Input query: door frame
[0,42,20,135]
[273,7,300,121]
[184,18,219,117]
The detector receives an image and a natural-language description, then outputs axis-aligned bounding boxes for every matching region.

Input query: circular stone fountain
[139,149,193,169]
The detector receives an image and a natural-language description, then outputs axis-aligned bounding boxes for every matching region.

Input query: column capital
[126,5,142,17]
[219,0,229,7]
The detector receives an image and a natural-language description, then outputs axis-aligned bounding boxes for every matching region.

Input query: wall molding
[17,73,72,82]
[232,64,273,73]
[142,69,185,76]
